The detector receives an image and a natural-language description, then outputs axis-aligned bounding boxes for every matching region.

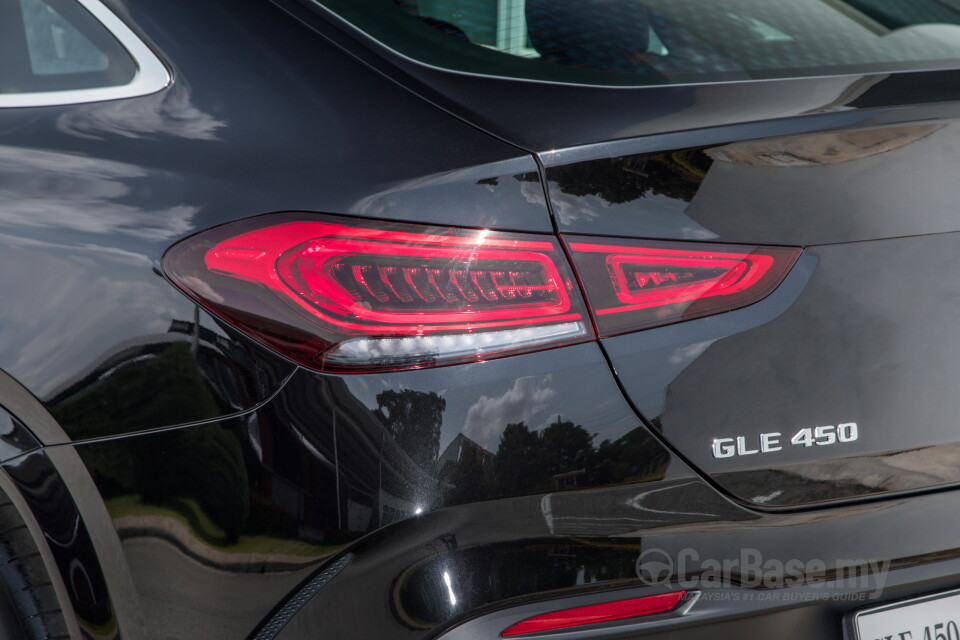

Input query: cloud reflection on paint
[0,146,198,240]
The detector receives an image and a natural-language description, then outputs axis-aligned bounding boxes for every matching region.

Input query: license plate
[853,589,960,640]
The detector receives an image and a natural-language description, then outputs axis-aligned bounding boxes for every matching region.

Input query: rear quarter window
[0,0,169,106]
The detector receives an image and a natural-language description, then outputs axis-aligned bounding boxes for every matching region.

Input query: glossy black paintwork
[1,450,117,638]
[2,0,960,638]
[0,0,554,441]
[69,342,676,639]
[63,344,691,638]
[545,109,960,242]
[74,416,327,639]
[606,233,960,507]
[57,333,960,639]
[0,131,298,438]
[438,564,960,640]
[60,330,960,639]
[0,410,40,463]
[281,469,960,640]
[22,388,960,640]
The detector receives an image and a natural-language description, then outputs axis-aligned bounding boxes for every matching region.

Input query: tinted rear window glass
[314,0,960,85]
[1,0,136,94]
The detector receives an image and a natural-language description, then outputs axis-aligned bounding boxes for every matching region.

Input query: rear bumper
[3,339,959,638]
[435,559,960,640]
[267,452,960,639]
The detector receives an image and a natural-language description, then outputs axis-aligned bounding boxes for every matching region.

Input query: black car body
[2,0,960,638]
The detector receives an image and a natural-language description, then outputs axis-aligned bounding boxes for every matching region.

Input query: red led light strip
[205,222,577,334]
[601,253,772,313]
[568,242,775,315]
[165,214,801,371]
[501,591,687,636]
[275,239,570,323]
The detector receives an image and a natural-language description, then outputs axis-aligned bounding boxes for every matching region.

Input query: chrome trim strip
[675,590,701,616]
[0,0,171,108]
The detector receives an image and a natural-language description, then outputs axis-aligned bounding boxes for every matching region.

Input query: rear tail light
[163,213,592,371]
[163,213,801,371]
[564,237,801,337]
[501,591,688,636]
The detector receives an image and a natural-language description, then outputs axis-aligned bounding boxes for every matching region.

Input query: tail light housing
[164,213,801,372]
[564,237,801,336]
[163,213,592,372]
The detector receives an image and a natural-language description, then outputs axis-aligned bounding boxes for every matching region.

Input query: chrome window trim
[0,0,171,108]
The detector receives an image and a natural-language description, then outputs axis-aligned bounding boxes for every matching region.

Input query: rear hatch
[549,115,960,508]
[297,0,960,507]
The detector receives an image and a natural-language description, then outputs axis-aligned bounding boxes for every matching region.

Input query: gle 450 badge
[712,423,859,459]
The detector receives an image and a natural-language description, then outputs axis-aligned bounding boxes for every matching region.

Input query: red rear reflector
[162,213,592,372]
[501,591,687,636]
[565,237,801,336]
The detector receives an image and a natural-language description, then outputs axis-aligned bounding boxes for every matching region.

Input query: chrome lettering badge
[712,423,859,459]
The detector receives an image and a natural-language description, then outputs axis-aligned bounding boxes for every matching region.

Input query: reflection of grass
[392,555,439,629]
[568,537,643,550]
[79,613,118,640]
[106,496,336,558]
[52,343,222,440]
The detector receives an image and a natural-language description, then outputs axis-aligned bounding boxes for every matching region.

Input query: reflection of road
[123,537,314,640]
